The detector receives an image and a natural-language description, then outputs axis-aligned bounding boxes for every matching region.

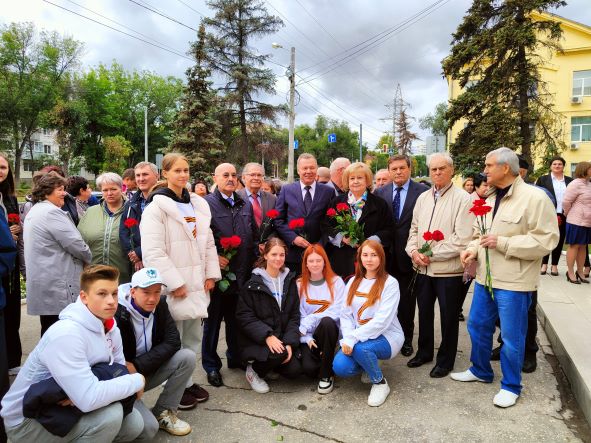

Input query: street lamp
[272,43,296,183]
[144,103,156,162]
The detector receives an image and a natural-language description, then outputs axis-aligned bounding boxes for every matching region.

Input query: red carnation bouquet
[259,209,279,243]
[326,202,365,247]
[123,218,139,250]
[218,235,242,292]
[7,213,20,226]
[409,230,445,293]
[288,217,306,240]
[469,199,494,298]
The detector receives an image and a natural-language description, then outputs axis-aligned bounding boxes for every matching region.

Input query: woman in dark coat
[322,162,392,278]
[236,237,302,393]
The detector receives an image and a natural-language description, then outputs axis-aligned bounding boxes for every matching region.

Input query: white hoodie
[1,298,144,429]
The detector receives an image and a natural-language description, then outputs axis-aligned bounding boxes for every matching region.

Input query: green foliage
[442,0,567,175]
[419,102,448,137]
[102,135,132,173]
[414,155,428,177]
[47,98,88,174]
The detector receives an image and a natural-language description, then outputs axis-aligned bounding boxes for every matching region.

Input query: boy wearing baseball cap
[116,268,196,438]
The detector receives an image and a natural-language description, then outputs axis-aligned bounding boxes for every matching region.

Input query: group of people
[0,145,589,441]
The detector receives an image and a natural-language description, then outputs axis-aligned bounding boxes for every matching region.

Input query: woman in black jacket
[236,237,302,393]
[322,162,392,278]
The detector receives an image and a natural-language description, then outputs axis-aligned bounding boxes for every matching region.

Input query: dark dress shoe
[522,355,537,373]
[207,370,223,387]
[407,355,433,368]
[401,341,414,357]
[429,366,451,378]
[490,345,502,361]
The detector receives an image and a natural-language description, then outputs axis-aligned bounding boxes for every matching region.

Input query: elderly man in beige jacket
[405,152,474,379]
[451,147,559,409]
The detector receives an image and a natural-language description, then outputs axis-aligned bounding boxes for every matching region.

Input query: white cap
[131,268,165,289]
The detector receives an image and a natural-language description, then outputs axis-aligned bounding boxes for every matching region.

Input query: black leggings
[300,317,339,379]
[542,214,566,266]
[252,347,302,379]
[40,315,59,337]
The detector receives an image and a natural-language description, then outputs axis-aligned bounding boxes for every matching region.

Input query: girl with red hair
[297,244,345,394]
[332,240,404,407]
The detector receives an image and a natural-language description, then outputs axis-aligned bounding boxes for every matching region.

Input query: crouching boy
[1,265,146,442]
[116,268,195,438]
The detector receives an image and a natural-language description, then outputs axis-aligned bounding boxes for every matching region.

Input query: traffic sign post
[294,140,299,150]
[328,133,337,143]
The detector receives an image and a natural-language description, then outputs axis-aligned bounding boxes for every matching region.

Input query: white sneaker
[450,369,487,383]
[493,389,519,408]
[157,410,192,436]
[317,377,334,394]
[246,364,270,393]
[367,379,390,407]
[8,366,21,376]
[360,372,371,384]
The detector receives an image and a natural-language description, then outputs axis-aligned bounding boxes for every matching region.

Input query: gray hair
[96,172,123,189]
[297,153,317,167]
[376,168,389,176]
[243,162,264,175]
[426,152,454,168]
[486,147,520,176]
[329,157,351,173]
[134,161,158,176]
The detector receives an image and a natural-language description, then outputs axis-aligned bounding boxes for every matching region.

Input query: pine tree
[396,109,418,156]
[442,0,566,174]
[168,24,224,177]
[204,0,284,163]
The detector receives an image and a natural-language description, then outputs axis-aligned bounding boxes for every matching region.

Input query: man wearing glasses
[238,163,277,243]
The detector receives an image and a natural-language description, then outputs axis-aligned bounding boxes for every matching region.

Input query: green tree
[419,102,448,137]
[0,22,83,182]
[169,24,224,178]
[47,97,88,174]
[413,154,428,177]
[442,0,566,174]
[204,0,284,163]
[375,133,394,154]
[102,135,132,173]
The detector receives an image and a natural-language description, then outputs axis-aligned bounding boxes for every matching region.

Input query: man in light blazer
[274,153,334,275]
[375,155,429,357]
[238,162,277,244]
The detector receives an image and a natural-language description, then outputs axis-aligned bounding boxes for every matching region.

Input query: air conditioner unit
[570,143,579,150]
[571,96,583,104]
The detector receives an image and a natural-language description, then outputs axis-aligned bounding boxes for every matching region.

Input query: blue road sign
[294,139,299,150]
[328,133,337,143]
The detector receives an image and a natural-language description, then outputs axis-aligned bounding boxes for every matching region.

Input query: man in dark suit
[275,153,334,275]
[237,162,277,244]
[375,155,428,357]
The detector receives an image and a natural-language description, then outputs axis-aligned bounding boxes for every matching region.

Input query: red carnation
[469,205,492,217]
[7,213,20,225]
[422,231,433,241]
[266,209,279,219]
[472,199,487,207]
[124,218,139,228]
[288,218,305,230]
[557,215,562,226]
[336,203,349,212]
[220,237,232,249]
[431,230,445,242]
[326,208,337,217]
[229,235,242,248]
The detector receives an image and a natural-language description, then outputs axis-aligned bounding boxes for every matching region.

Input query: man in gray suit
[238,163,277,244]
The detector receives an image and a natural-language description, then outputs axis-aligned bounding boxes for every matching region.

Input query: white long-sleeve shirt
[339,275,404,358]
[298,277,345,344]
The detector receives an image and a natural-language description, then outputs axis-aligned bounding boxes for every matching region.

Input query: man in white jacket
[1,265,146,442]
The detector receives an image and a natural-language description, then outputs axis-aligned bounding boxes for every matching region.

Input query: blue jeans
[467,283,531,395]
[333,335,392,383]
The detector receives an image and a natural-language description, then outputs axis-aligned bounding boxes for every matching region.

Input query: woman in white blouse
[332,239,404,407]
[298,244,345,395]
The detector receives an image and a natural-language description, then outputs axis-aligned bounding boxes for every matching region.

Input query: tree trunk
[516,8,532,167]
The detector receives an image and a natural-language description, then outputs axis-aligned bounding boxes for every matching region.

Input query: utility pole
[382,83,406,155]
[287,47,296,183]
[359,123,362,162]
[144,106,148,162]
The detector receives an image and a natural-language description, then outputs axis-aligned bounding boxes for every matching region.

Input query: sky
[4,0,591,149]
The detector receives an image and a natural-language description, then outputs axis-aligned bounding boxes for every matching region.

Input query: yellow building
[447,12,591,175]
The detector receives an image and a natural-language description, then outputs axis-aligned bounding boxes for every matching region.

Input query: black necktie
[304,185,312,214]
[393,187,402,222]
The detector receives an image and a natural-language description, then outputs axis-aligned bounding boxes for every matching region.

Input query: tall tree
[168,24,225,177]
[396,109,418,156]
[204,0,284,163]
[0,22,83,182]
[419,102,448,137]
[442,0,566,173]
[47,97,88,174]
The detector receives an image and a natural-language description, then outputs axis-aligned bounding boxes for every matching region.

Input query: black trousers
[202,285,240,373]
[496,291,539,356]
[3,272,21,369]
[40,315,59,337]
[1,310,9,443]
[300,317,339,379]
[458,279,472,315]
[393,270,415,343]
[542,214,566,266]
[252,347,303,379]
[416,274,463,370]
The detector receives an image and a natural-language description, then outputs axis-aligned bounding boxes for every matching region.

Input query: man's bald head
[214,163,237,196]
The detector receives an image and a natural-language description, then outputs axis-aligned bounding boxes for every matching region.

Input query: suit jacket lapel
[400,182,416,218]
[294,183,305,214]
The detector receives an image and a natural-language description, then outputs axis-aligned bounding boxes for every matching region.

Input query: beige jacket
[405,184,474,277]
[465,176,559,292]
[140,194,221,321]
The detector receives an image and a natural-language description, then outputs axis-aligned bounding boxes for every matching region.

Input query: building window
[23,160,34,172]
[573,70,591,97]
[34,141,43,152]
[44,144,51,154]
[42,128,50,135]
[571,117,591,142]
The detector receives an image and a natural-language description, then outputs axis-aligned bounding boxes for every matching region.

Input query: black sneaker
[178,391,198,410]
[186,383,209,403]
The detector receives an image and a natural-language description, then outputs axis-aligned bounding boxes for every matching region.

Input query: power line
[174,0,205,17]
[128,0,198,32]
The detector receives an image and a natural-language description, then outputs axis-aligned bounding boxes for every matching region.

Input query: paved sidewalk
[14,285,588,443]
